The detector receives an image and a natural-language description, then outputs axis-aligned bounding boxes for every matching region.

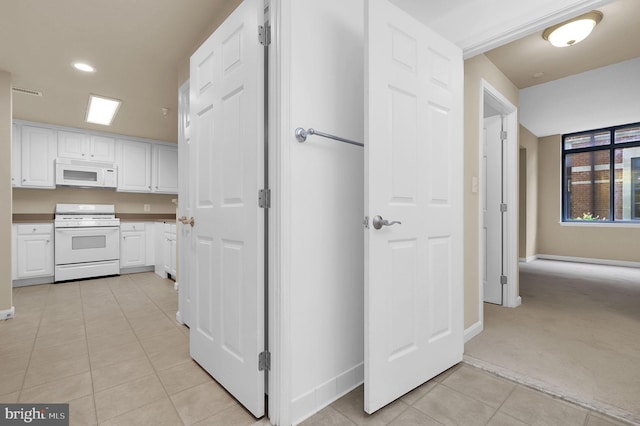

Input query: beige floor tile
[91,356,155,392]
[23,352,91,388]
[157,360,213,395]
[0,353,30,376]
[19,371,93,403]
[330,385,410,426]
[441,365,516,408]
[586,413,632,426]
[499,386,588,426]
[100,397,183,426]
[0,391,20,403]
[431,364,461,383]
[33,324,86,349]
[400,380,437,406]
[94,374,167,423]
[192,402,259,426]
[413,384,496,426]
[0,338,35,358]
[170,381,237,425]
[86,329,138,354]
[129,314,182,338]
[29,337,87,363]
[387,407,443,426]
[487,412,530,426]
[0,371,26,396]
[69,394,97,426]
[138,327,187,353]
[89,340,147,371]
[146,341,192,372]
[299,406,356,426]
[84,317,133,339]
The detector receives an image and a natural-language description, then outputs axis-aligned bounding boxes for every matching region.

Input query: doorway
[479,80,520,311]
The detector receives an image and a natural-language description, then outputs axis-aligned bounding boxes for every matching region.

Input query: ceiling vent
[12,87,43,97]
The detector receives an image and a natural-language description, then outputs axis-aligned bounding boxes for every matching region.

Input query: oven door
[55,226,120,265]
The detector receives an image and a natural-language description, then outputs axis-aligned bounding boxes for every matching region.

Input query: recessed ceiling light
[86,94,121,126]
[73,62,95,73]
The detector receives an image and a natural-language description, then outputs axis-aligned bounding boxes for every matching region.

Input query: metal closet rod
[295,127,364,147]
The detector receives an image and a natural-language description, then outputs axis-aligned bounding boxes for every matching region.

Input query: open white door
[364,0,464,414]
[189,0,265,418]
[483,115,504,305]
[177,80,192,326]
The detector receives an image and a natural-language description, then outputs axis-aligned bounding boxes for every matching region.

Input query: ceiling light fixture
[73,62,96,73]
[542,11,603,47]
[86,94,121,126]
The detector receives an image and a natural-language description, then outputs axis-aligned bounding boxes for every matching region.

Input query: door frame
[477,79,520,325]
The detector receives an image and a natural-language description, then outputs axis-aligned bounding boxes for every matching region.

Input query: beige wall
[13,188,176,215]
[519,125,538,260]
[463,54,519,329]
[1,70,13,314]
[538,135,640,263]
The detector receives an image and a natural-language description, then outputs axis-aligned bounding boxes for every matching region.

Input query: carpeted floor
[464,260,640,425]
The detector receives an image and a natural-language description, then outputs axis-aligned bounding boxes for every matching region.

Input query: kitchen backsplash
[13,187,177,214]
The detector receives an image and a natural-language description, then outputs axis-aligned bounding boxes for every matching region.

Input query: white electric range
[54,204,120,282]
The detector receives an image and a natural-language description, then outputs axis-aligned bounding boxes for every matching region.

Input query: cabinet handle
[123,236,127,240]
[33,228,36,232]
[23,179,26,182]
[46,239,50,244]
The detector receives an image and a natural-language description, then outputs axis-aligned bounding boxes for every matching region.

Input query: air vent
[12,87,43,97]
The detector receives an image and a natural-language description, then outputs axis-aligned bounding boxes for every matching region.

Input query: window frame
[561,121,640,223]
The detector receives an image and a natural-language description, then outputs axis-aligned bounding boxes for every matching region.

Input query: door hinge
[363,216,369,229]
[258,25,271,46]
[500,275,508,285]
[259,351,271,371]
[259,189,271,209]
[501,130,508,140]
[500,203,508,213]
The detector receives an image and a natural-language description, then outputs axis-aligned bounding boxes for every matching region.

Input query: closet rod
[295,127,364,147]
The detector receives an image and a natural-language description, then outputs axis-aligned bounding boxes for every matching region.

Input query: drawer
[16,223,52,235]
[120,222,146,232]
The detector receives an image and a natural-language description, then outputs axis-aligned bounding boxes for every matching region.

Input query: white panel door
[483,116,504,305]
[178,81,192,326]
[365,0,464,413]
[189,0,265,418]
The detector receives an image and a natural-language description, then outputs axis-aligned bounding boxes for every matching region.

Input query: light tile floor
[0,273,633,425]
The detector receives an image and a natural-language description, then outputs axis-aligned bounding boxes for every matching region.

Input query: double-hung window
[562,122,640,222]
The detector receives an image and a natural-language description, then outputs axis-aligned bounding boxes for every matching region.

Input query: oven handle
[55,226,121,233]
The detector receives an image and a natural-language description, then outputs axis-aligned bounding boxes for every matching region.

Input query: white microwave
[55,158,118,188]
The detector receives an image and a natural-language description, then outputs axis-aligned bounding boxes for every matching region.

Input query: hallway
[465,260,640,425]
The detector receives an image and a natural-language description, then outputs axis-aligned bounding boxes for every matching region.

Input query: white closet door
[364,0,464,413]
[189,0,265,418]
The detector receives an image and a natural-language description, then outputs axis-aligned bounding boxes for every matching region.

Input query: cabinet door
[21,125,56,188]
[12,123,21,187]
[121,231,146,268]
[117,140,152,192]
[152,144,178,194]
[90,135,116,162]
[58,130,87,160]
[17,234,54,278]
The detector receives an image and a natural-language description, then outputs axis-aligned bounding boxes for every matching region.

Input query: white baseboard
[291,363,364,425]
[0,306,15,321]
[13,276,54,287]
[519,256,537,263]
[464,321,483,343]
[536,254,640,269]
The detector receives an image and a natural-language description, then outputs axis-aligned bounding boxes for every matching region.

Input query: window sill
[559,221,640,228]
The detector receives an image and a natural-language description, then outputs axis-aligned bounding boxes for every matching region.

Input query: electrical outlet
[144,204,151,212]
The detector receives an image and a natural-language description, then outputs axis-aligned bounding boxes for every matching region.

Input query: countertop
[12,213,176,223]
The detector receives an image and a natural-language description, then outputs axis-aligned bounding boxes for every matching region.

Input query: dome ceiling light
[542,11,603,47]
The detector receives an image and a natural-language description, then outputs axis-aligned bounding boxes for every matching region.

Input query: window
[562,122,640,222]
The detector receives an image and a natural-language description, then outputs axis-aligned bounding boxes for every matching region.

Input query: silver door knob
[372,215,401,230]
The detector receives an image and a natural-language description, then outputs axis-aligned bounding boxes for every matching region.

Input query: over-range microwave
[55,158,118,188]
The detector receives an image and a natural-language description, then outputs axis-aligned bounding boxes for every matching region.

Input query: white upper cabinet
[12,123,21,187]
[116,139,152,192]
[20,124,56,188]
[58,130,116,163]
[152,144,178,194]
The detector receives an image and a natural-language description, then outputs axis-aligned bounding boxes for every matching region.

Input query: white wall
[281,0,365,423]
[520,57,640,137]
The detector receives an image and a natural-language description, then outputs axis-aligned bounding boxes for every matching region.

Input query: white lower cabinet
[120,222,155,270]
[15,224,54,279]
[163,223,177,277]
